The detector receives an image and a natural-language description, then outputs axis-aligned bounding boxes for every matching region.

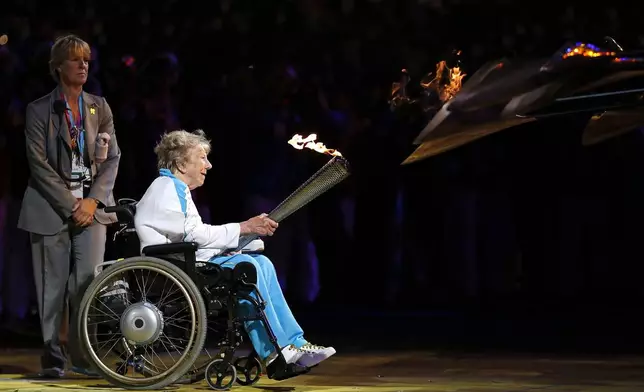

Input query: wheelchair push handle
[103,205,120,213]
[103,198,138,220]
[103,205,133,218]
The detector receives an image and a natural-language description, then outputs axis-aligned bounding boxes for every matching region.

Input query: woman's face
[178,145,212,190]
[59,50,89,87]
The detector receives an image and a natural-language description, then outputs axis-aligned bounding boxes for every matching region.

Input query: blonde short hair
[49,34,91,83]
[154,129,211,173]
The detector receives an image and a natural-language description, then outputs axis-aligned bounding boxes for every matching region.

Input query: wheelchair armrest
[143,242,200,277]
[242,249,264,255]
[142,242,199,257]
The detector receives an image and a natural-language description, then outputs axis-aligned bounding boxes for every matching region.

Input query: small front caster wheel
[234,356,263,386]
[205,358,237,390]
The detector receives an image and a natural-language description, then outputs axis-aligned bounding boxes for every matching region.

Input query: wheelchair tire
[78,256,208,390]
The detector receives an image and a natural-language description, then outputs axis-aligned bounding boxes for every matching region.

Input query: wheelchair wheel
[78,257,207,390]
[205,359,237,390]
[234,355,262,386]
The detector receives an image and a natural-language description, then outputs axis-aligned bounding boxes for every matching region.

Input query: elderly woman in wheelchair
[77,129,334,390]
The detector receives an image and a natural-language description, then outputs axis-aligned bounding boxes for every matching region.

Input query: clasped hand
[240,213,278,237]
[72,198,98,227]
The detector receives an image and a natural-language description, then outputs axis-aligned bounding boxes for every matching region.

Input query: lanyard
[61,93,84,153]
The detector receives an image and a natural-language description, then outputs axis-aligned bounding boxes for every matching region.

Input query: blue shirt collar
[159,168,176,178]
[160,169,191,189]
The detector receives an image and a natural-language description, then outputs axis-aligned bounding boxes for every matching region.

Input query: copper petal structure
[401,40,644,164]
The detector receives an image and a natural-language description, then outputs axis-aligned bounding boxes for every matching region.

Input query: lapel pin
[90,107,96,115]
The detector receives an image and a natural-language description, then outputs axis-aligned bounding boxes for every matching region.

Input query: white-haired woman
[134,129,335,374]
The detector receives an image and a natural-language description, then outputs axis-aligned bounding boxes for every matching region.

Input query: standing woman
[17,34,121,377]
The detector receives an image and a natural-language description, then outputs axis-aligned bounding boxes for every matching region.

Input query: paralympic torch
[232,134,351,252]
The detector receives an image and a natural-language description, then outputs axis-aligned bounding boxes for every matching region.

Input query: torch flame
[389,50,467,112]
[562,43,616,59]
[288,134,342,157]
[421,60,467,103]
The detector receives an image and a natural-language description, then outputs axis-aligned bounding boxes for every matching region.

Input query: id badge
[70,172,84,199]
[70,167,90,199]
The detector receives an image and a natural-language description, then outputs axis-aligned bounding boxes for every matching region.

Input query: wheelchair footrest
[266,360,310,381]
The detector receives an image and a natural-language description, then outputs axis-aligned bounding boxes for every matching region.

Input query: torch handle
[234,203,301,251]
[233,206,295,251]
[230,156,350,253]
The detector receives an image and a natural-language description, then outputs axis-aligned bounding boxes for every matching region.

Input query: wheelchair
[77,198,310,390]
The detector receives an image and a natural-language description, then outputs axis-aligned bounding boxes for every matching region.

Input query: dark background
[2,0,644,354]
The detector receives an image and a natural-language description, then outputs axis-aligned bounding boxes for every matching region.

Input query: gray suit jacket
[18,86,121,235]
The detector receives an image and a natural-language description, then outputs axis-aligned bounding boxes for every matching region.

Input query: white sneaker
[296,343,336,367]
[265,345,304,366]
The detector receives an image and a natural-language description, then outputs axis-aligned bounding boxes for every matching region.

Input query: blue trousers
[210,253,307,360]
